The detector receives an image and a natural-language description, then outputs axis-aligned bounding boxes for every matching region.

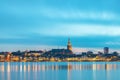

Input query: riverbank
[0,58,120,62]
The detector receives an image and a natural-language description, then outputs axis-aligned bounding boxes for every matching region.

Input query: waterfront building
[4,52,11,61]
[0,53,5,61]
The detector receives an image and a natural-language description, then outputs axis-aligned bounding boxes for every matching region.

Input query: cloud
[1,1,119,21]
[37,24,120,36]
[40,8,119,21]
[106,41,120,45]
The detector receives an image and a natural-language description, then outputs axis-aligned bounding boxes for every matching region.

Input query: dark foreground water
[0,62,120,80]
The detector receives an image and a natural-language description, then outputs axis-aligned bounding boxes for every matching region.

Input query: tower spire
[67,38,72,51]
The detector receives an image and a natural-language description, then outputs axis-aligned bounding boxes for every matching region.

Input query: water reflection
[0,62,120,72]
[0,62,120,80]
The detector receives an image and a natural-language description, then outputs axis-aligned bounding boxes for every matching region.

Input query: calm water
[0,62,120,80]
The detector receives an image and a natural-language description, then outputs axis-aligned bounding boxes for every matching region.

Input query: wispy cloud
[106,41,120,45]
[38,24,120,36]
[40,8,119,21]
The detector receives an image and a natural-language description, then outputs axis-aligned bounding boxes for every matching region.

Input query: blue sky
[0,0,120,51]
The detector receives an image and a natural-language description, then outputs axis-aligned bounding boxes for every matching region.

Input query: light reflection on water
[0,62,120,80]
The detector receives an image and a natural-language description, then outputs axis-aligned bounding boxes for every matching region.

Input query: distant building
[50,49,72,54]
[67,38,72,51]
[26,50,43,57]
[104,47,109,54]
[46,38,73,55]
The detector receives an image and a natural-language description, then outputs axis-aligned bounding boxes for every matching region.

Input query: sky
[0,0,120,52]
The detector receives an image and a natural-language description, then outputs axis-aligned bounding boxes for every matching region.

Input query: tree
[112,52,119,56]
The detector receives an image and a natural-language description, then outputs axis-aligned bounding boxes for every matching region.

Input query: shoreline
[1,60,120,62]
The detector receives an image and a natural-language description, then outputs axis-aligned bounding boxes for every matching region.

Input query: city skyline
[0,0,120,51]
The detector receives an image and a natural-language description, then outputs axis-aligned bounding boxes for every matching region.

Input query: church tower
[67,38,72,51]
